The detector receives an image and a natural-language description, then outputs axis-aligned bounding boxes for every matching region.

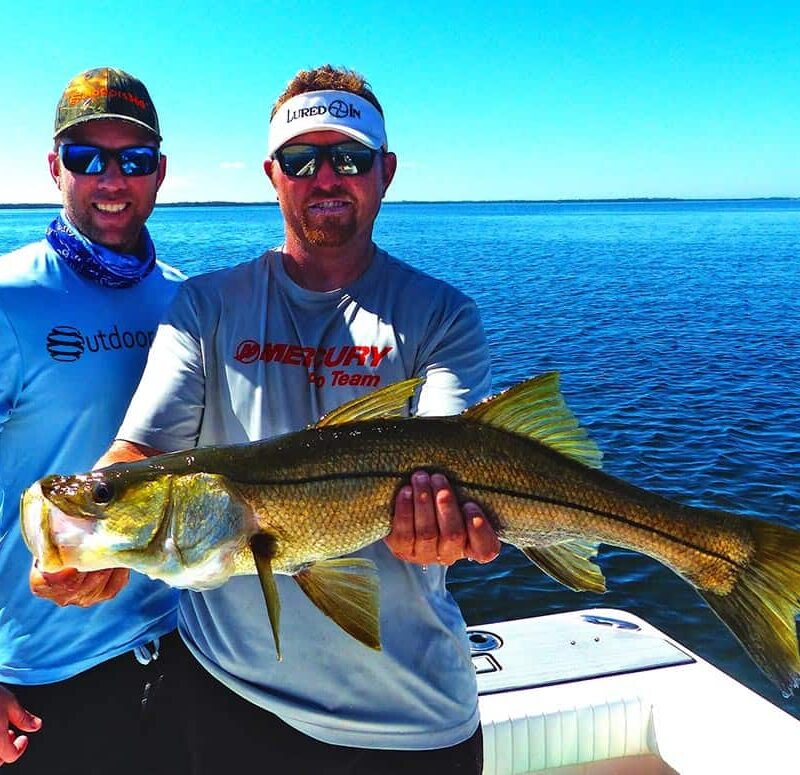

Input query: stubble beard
[300,215,357,247]
[292,182,362,248]
[66,206,142,253]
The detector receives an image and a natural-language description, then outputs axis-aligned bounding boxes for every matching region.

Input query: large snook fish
[20,373,800,694]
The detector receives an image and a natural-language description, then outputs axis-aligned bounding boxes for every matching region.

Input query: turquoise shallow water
[2,200,799,715]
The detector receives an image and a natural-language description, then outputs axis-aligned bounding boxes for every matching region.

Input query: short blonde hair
[271,65,384,119]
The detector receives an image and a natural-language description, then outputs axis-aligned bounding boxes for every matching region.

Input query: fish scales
[218,417,754,594]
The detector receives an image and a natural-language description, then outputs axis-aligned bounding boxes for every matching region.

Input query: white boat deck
[471,608,800,774]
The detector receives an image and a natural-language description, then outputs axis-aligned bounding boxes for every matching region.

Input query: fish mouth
[20,481,102,571]
[20,482,45,553]
[21,482,65,571]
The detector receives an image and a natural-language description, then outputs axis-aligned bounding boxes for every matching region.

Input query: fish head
[21,469,177,571]
[20,466,252,589]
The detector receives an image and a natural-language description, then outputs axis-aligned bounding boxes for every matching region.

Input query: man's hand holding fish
[29,564,130,608]
[388,471,501,565]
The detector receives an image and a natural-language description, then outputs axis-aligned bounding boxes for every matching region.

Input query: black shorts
[173,636,483,775]
[5,630,189,775]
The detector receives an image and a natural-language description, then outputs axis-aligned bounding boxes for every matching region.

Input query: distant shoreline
[0,197,797,210]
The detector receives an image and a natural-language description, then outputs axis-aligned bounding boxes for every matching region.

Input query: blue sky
[2,1,799,203]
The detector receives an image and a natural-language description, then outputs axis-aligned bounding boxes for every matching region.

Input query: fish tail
[700,517,800,697]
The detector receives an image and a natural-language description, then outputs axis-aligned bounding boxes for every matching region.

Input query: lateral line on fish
[462,481,748,572]
[250,470,748,573]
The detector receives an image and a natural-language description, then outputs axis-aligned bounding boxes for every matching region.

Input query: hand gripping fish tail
[19,372,800,696]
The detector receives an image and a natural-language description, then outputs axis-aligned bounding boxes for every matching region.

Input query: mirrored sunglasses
[59,144,160,177]
[274,141,378,178]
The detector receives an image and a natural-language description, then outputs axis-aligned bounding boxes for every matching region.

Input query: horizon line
[0,196,798,210]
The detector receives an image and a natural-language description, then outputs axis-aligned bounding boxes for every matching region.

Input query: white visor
[268,90,387,158]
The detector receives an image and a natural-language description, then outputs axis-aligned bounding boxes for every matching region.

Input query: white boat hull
[471,608,800,774]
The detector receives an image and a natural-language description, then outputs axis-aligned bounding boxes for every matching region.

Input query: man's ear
[48,151,61,189]
[263,158,278,189]
[155,154,167,192]
[381,151,397,197]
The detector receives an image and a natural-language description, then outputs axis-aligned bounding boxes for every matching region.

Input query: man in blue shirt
[0,67,184,773]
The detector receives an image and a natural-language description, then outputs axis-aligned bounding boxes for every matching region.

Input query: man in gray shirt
[55,64,500,774]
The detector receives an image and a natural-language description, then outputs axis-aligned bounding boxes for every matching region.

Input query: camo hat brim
[54,67,161,140]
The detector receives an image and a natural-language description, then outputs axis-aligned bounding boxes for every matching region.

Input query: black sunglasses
[58,144,161,177]
[274,141,379,178]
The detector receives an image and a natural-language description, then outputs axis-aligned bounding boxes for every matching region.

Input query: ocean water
[2,200,799,716]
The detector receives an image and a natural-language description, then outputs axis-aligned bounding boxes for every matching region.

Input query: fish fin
[696,517,800,697]
[294,558,381,650]
[315,378,424,427]
[522,540,607,593]
[250,535,282,661]
[463,372,603,469]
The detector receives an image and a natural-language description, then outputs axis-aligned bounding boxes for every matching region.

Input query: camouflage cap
[54,67,161,140]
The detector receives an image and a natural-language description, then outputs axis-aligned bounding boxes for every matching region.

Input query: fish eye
[91,481,115,505]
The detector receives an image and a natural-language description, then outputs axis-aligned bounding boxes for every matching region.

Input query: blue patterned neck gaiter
[45,213,156,289]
